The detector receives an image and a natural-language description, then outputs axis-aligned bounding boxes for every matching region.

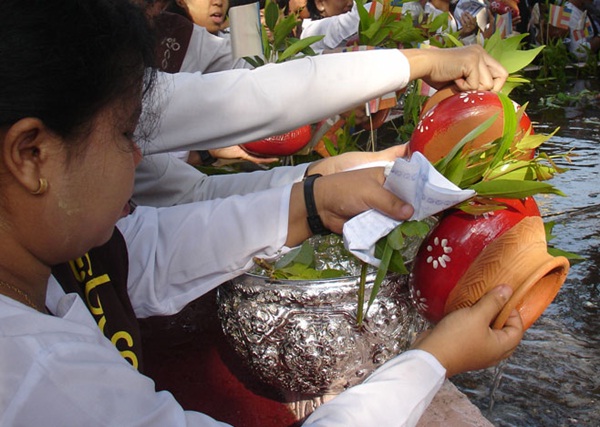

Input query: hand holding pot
[402,45,507,92]
[413,285,524,378]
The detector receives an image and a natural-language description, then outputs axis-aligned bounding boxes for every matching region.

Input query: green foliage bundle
[244,0,324,67]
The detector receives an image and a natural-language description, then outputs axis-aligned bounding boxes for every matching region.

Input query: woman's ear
[175,0,189,11]
[1,118,53,194]
[314,0,326,15]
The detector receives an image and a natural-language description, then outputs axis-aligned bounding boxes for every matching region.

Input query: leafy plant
[355,0,426,48]
[243,0,324,67]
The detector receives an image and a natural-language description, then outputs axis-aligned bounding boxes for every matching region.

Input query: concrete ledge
[418,380,493,427]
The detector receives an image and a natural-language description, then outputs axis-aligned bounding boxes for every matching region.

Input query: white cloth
[343,152,475,265]
[141,49,411,155]
[0,290,444,427]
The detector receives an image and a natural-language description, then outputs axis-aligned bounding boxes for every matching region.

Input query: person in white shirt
[0,1,523,426]
[564,0,600,60]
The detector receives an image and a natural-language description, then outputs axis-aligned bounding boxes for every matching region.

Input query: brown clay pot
[446,215,569,330]
[409,197,570,330]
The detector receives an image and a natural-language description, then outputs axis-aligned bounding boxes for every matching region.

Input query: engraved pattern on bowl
[217,273,429,395]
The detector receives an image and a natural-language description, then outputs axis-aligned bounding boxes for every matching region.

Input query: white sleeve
[300,3,365,52]
[141,49,411,155]
[303,350,446,427]
[117,185,292,318]
[180,25,252,73]
[132,153,308,207]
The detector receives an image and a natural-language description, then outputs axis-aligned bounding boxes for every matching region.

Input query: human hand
[210,146,279,165]
[459,12,478,37]
[402,44,508,92]
[307,144,409,176]
[412,285,524,378]
[285,167,414,246]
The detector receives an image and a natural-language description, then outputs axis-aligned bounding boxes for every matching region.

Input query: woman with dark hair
[0,0,523,425]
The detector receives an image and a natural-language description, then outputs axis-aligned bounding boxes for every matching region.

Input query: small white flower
[424,236,452,269]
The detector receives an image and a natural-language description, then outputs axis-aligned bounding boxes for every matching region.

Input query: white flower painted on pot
[425,236,453,269]
[409,287,429,314]
[416,107,436,133]
[458,91,486,104]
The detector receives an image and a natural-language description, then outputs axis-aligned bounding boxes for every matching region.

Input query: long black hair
[0,0,157,140]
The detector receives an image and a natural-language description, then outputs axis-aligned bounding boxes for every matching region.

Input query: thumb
[471,285,513,324]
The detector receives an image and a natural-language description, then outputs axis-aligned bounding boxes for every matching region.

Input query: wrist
[303,174,331,236]
[198,150,217,166]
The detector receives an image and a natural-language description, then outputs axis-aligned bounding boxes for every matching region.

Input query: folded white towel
[343,152,475,266]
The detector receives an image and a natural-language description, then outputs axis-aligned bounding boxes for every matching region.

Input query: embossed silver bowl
[217,272,429,395]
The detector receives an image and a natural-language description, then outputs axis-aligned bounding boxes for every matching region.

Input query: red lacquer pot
[408,88,534,163]
[242,125,312,157]
[408,197,569,330]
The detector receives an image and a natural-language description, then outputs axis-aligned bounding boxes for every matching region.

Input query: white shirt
[565,1,596,60]
[141,49,411,155]
[301,3,364,52]
[180,25,251,73]
[0,289,445,426]
[300,2,424,53]
[134,49,411,207]
[133,153,308,207]
[0,199,446,426]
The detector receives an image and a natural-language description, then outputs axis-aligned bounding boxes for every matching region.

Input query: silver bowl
[217,271,429,395]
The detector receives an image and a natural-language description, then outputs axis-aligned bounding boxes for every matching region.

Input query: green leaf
[386,225,405,251]
[435,113,498,174]
[455,200,507,215]
[274,241,314,269]
[469,179,566,198]
[367,242,393,312]
[400,220,431,237]
[356,263,368,326]
[489,92,517,169]
[547,246,585,262]
[278,35,324,63]
[273,14,299,52]
[499,45,544,74]
[443,152,467,186]
[387,251,410,274]
[264,0,279,32]
[243,55,265,68]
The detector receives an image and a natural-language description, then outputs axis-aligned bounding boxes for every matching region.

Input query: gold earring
[31,178,48,195]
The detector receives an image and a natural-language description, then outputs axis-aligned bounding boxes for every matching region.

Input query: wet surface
[451,79,600,427]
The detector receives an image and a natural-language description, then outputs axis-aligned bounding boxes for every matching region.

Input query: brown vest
[51,228,144,372]
[154,12,194,73]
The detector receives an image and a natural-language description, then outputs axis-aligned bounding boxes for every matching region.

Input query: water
[450,79,600,426]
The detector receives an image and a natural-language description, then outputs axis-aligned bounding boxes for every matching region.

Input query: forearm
[141,49,410,155]
[133,153,308,207]
[119,187,292,318]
